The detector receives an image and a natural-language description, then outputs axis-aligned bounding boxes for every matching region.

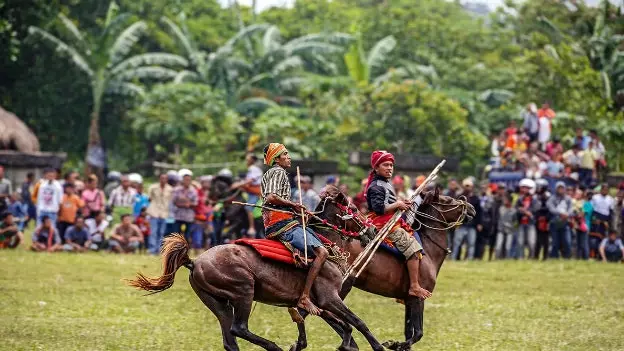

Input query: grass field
[1,247,624,351]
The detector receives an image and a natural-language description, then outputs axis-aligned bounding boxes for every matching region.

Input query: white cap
[128,173,143,184]
[519,178,535,189]
[462,178,474,187]
[178,168,193,178]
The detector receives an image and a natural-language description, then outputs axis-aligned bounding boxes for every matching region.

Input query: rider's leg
[387,228,431,299]
[298,245,328,315]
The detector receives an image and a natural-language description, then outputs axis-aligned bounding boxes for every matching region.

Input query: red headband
[365,150,395,193]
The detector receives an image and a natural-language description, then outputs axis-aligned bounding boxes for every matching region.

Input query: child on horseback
[260,143,329,315]
[365,150,432,300]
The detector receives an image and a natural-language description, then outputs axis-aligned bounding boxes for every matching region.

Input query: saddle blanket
[234,238,311,266]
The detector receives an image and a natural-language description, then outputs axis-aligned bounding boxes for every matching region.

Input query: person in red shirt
[515,179,539,259]
[134,207,151,252]
[505,120,518,139]
[537,102,556,120]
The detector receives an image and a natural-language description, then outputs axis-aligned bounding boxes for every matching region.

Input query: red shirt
[194,187,207,220]
[134,216,150,236]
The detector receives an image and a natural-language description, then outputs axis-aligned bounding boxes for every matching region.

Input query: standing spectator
[81,175,106,218]
[231,154,263,237]
[504,120,518,140]
[563,145,582,174]
[103,171,121,198]
[20,172,35,228]
[488,183,506,260]
[0,212,23,249]
[573,189,590,260]
[132,181,149,219]
[573,128,591,150]
[108,175,136,219]
[537,114,551,151]
[522,103,539,142]
[443,179,460,198]
[190,177,207,252]
[495,193,517,259]
[452,178,482,260]
[589,184,614,258]
[108,214,143,254]
[57,183,85,242]
[35,168,63,226]
[545,137,563,159]
[353,179,368,212]
[172,169,198,243]
[547,182,573,259]
[515,179,538,259]
[85,211,109,251]
[534,180,551,260]
[599,230,624,262]
[61,170,79,187]
[8,193,28,231]
[31,216,62,252]
[406,175,426,199]
[146,173,172,254]
[589,129,607,179]
[538,102,556,120]
[490,132,501,158]
[579,142,598,188]
[392,176,408,200]
[0,165,12,214]
[134,207,151,252]
[63,217,91,252]
[292,176,321,211]
[476,184,496,259]
[613,188,624,240]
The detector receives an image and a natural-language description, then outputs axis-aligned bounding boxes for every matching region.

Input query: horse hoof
[382,340,401,350]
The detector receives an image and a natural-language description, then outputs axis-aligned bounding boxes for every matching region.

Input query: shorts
[109,240,140,252]
[387,228,423,260]
[280,225,323,256]
[246,194,259,213]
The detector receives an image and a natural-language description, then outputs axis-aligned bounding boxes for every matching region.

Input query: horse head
[209,175,234,202]
[314,186,372,243]
[416,190,476,255]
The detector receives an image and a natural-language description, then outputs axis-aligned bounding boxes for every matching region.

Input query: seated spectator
[504,120,518,141]
[63,217,91,252]
[85,211,109,251]
[109,214,143,254]
[7,192,28,231]
[599,230,624,262]
[58,183,85,242]
[134,207,151,252]
[0,212,23,249]
[31,215,62,252]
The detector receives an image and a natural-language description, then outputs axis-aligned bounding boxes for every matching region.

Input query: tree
[344,33,396,84]
[27,1,187,175]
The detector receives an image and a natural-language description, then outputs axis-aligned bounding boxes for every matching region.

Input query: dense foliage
[1,0,623,176]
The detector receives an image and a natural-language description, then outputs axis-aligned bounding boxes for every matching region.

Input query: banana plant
[28,1,187,173]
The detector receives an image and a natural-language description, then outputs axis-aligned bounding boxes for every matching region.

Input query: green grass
[1,246,624,351]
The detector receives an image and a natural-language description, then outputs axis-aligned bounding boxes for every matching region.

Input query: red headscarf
[365,150,395,193]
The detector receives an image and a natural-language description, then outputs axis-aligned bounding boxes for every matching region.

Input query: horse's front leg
[382,297,424,351]
[289,307,359,351]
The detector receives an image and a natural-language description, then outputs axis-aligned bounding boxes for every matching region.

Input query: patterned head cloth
[366,150,395,193]
[264,143,287,166]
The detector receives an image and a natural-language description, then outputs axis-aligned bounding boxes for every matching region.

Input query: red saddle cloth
[234,238,300,266]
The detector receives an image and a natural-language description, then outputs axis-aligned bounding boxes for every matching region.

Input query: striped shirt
[261,166,291,201]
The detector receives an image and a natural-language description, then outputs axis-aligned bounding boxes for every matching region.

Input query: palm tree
[28,1,188,175]
[344,33,397,84]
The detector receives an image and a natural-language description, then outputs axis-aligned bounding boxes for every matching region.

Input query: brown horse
[290,187,475,351]
[127,225,386,350]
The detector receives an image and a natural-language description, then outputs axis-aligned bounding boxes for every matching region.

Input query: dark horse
[127,207,389,350]
[289,187,475,351]
[209,175,250,243]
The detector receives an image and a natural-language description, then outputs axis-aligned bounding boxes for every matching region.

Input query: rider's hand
[396,200,411,212]
[292,202,307,213]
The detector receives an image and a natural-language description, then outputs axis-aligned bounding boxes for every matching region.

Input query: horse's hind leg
[289,308,359,351]
[189,277,239,351]
[230,299,283,351]
[387,297,424,351]
[320,297,384,351]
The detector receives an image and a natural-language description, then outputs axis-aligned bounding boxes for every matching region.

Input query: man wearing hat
[260,143,328,315]
[547,181,573,258]
[366,150,431,299]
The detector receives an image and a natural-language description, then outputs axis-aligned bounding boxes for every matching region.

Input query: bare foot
[408,285,432,300]
[297,296,322,316]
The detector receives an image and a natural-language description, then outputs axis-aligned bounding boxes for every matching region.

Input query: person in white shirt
[590,184,614,257]
[35,168,63,226]
[538,115,551,150]
[85,211,110,251]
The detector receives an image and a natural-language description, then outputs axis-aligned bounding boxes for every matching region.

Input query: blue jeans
[149,217,167,254]
[37,211,58,227]
[453,226,476,260]
[190,223,204,249]
[550,223,571,259]
[576,231,589,260]
[280,225,323,255]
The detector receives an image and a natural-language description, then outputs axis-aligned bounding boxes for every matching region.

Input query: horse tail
[127,234,194,294]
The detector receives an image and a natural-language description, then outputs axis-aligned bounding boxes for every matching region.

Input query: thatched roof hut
[0,105,40,152]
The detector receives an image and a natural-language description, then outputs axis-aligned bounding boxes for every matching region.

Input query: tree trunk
[85,108,104,184]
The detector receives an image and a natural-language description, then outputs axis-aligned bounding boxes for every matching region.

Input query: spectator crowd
[1,103,623,264]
